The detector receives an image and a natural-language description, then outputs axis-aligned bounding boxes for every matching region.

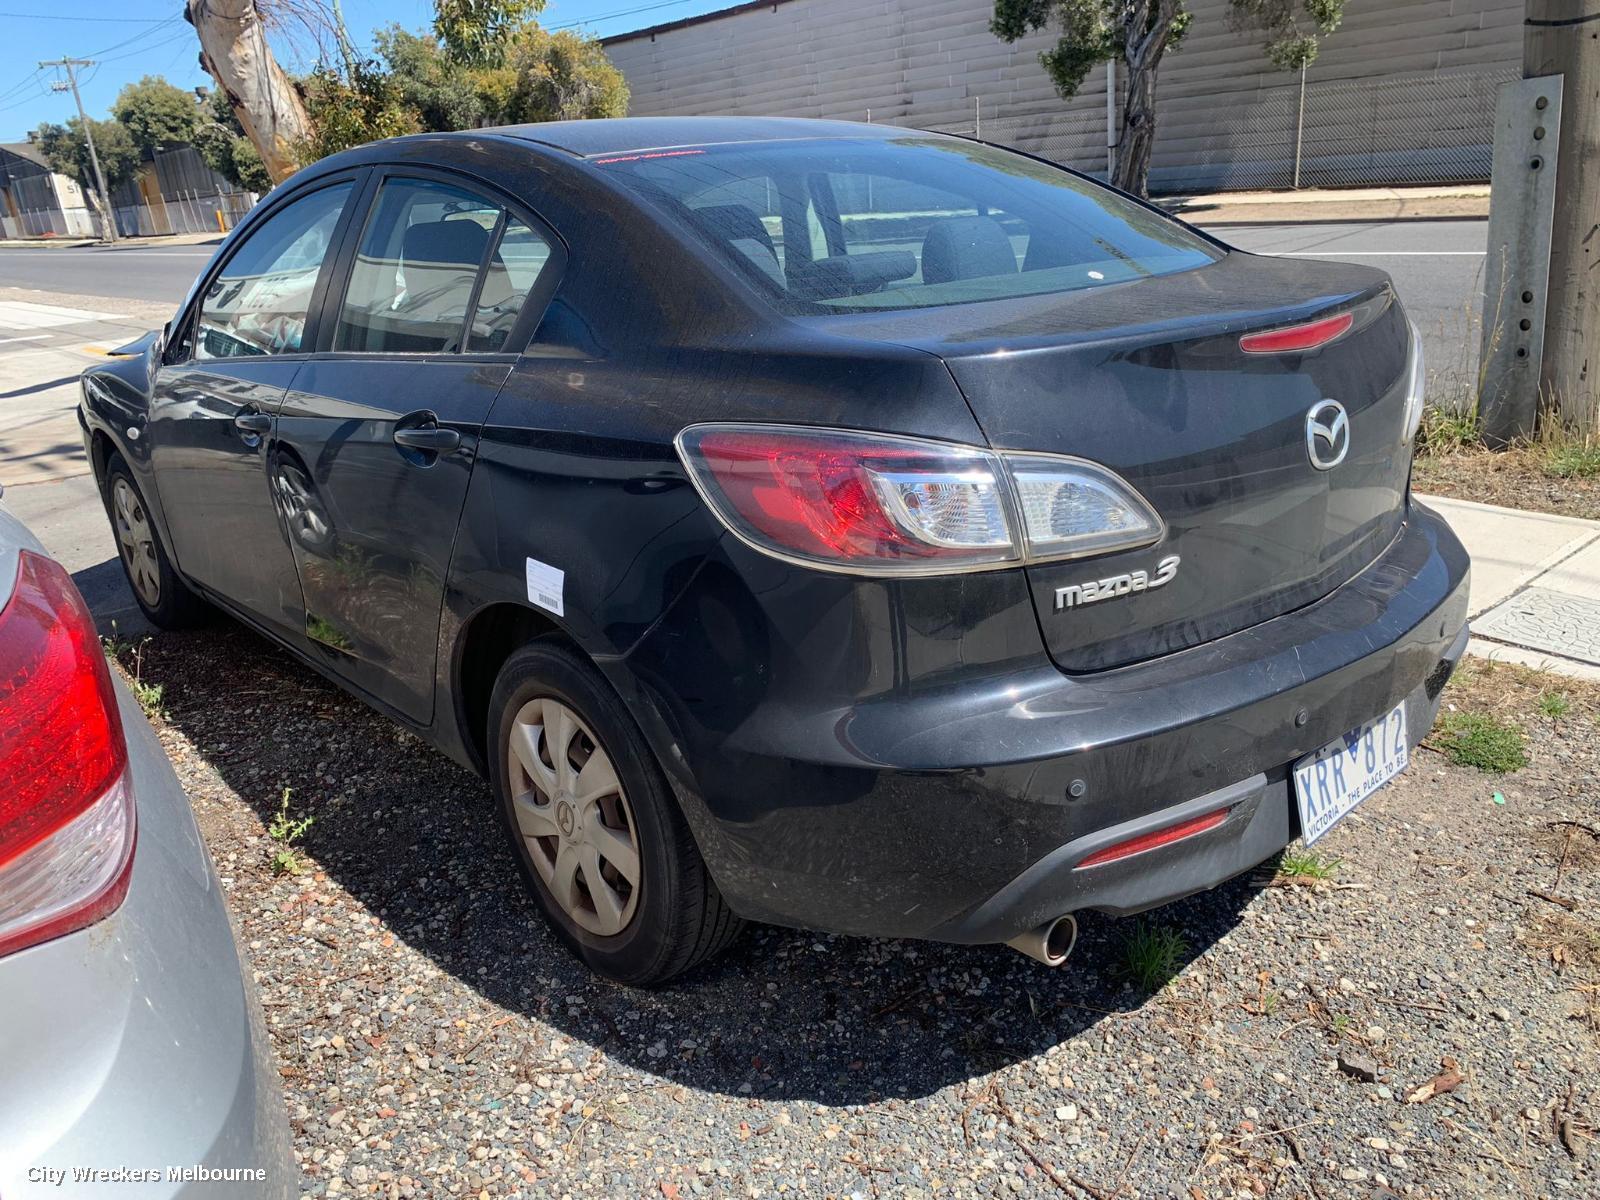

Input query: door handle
[393,424,461,454]
[234,410,271,437]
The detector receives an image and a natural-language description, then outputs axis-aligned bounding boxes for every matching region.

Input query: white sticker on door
[525,557,565,617]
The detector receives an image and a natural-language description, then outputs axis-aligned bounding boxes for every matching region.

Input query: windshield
[595,136,1222,313]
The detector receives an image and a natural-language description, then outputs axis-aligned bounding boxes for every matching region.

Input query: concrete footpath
[1419,495,1600,682]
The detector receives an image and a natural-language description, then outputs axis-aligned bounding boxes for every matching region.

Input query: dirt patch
[112,626,1600,1198]
[1414,446,1600,522]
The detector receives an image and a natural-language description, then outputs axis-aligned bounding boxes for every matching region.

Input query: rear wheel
[488,639,743,985]
[104,454,207,630]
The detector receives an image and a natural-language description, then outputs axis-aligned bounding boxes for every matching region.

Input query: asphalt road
[0,218,1488,378]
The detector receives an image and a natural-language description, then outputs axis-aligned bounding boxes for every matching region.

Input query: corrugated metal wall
[603,0,1522,192]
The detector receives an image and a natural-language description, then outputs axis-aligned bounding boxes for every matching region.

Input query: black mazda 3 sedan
[80,117,1469,984]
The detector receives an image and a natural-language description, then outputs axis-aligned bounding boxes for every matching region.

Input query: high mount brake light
[675,424,1164,575]
[1239,312,1354,355]
[0,550,135,959]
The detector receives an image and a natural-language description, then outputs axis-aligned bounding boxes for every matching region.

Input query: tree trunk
[1525,0,1599,433]
[1112,0,1182,198]
[186,0,312,185]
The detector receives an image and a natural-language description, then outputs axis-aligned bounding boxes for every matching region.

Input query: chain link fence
[914,64,1515,195]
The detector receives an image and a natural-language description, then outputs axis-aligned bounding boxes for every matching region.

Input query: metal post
[1293,61,1308,190]
[975,96,982,140]
[39,56,116,243]
[1106,58,1118,180]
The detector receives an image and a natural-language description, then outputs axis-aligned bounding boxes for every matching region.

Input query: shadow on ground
[124,618,1264,1104]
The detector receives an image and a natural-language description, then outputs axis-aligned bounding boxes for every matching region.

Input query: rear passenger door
[273,170,561,723]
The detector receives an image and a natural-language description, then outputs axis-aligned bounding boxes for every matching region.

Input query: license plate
[1293,704,1408,845]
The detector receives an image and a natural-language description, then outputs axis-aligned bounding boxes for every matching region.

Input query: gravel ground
[114,627,1599,1200]
[1413,450,1600,523]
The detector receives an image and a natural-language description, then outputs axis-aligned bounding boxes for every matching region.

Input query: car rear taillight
[1400,319,1426,444]
[1239,312,1354,354]
[0,550,135,959]
[676,424,1163,575]
[1074,806,1231,869]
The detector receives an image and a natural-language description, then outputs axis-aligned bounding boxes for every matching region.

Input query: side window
[195,183,352,359]
[466,216,554,352]
[335,178,499,354]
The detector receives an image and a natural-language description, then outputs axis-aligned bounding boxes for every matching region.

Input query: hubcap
[506,697,640,937]
[112,478,161,608]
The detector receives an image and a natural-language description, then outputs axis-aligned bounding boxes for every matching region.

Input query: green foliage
[376,26,487,131]
[111,76,200,155]
[296,18,628,163]
[1277,848,1340,880]
[195,90,273,194]
[480,25,631,124]
[1229,0,1346,71]
[434,0,546,67]
[300,58,418,162]
[1434,711,1529,774]
[1118,920,1189,991]
[1416,403,1483,456]
[1544,442,1600,480]
[33,117,141,196]
[268,787,315,876]
[991,1,1190,100]
[1537,692,1571,719]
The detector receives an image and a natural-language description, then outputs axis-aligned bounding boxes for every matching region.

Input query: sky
[0,0,734,143]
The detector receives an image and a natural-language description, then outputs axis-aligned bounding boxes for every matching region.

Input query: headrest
[920,215,1018,285]
[401,219,489,269]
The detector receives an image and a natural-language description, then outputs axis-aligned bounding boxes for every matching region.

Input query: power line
[549,0,708,33]
[88,13,184,59]
[0,10,167,21]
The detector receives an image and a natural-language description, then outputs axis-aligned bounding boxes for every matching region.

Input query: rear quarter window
[598,137,1221,313]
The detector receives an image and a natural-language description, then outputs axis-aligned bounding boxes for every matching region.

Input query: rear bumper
[0,685,295,1199]
[620,501,1470,946]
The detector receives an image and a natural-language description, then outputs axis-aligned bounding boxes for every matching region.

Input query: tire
[488,638,743,985]
[103,453,208,630]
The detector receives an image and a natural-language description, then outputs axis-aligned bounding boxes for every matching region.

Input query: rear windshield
[595,136,1222,313]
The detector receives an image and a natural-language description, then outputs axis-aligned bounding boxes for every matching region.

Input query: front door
[148,179,358,644]
[273,173,559,722]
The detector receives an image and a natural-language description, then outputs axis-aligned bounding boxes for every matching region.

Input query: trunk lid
[814,252,1414,672]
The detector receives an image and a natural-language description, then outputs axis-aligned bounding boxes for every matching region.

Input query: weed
[102,625,164,717]
[268,787,315,875]
[1538,692,1572,720]
[1118,920,1189,992]
[1543,442,1600,480]
[1330,1012,1353,1036]
[1416,403,1483,456]
[1433,711,1529,774]
[1277,849,1341,882]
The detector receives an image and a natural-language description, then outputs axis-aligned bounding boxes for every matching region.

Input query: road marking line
[0,334,50,345]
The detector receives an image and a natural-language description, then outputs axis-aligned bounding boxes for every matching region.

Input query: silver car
[0,503,294,1197]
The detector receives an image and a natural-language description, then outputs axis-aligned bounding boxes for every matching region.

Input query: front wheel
[487,639,743,985]
[104,454,208,630]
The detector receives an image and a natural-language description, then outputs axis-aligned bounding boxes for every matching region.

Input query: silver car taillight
[0,551,135,959]
[676,423,1163,575]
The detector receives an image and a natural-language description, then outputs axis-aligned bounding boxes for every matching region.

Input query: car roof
[484,116,906,159]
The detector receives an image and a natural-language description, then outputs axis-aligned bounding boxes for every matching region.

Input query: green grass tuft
[1415,404,1483,456]
[1277,849,1341,881]
[1543,443,1600,480]
[1118,920,1189,992]
[1538,692,1571,719]
[1434,711,1529,774]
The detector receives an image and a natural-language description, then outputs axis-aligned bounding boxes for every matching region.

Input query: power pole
[38,56,117,244]
[1525,1,1598,432]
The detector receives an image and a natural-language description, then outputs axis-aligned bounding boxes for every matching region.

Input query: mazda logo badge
[1305,400,1350,470]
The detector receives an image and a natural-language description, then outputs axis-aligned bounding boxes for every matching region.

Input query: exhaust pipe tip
[1006,914,1078,968]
